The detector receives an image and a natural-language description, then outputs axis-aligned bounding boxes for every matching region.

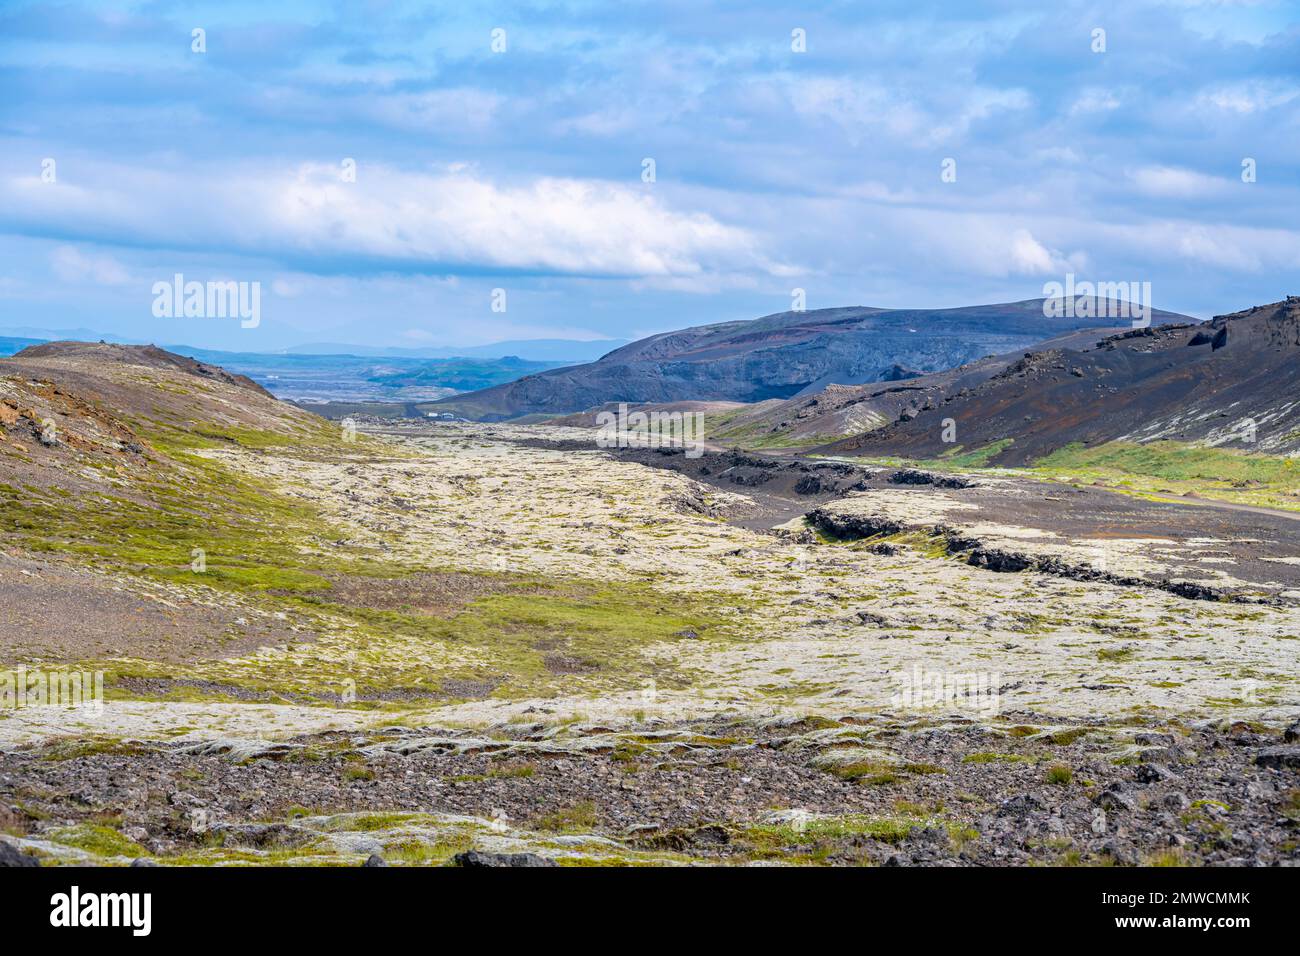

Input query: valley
[0,338,1297,866]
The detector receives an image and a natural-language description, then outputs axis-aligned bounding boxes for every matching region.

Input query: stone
[1254,746,1300,770]
[0,841,39,867]
[362,853,388,867]
[453,850,558,868]
[1134,733,1176,747]
[1135,763,1176,784]
[1095,785,1137,813]
[997,794,1046,817]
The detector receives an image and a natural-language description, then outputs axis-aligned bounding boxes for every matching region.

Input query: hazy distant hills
[430,299,1198,421]
[165,348,568,403]
[0,329,616,403]
[366,356,569,391]
[822,297,1300,464]
[279,338,626,362]
[0,326,625,364]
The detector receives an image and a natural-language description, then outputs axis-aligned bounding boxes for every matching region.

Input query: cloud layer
[0,0,1297,349]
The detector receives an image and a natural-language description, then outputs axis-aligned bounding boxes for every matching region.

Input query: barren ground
[2,421,1297,866]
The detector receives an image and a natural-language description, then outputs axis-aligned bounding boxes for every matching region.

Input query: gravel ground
[3,714,1297,866]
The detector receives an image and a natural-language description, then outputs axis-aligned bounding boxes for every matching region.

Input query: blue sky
[1,0,1297,351]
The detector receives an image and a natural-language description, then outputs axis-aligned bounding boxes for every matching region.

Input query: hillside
[367,355,568,391]
[0,341,327,497]
[822,297,1300,466]
[428,299,1196,420]
[706,326,1129,448]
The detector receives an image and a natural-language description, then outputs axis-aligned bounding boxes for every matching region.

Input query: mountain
[366,355,569,391]
[429,299,1197,421]
[0,341,329,502]
[0,325,625,363]
[0,325,132,344]
[821,297,1300,465]
[706,326,1137,447]
[164,346,561,403]
[283,338,627,361]
[0,336,46,357]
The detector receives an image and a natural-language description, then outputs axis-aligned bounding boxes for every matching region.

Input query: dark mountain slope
[430,299,1196,420]
[708,325,1128,446]
[821,298,1300,465]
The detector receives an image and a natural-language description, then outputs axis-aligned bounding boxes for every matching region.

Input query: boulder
[0,841,39,868]
[453,850,558,868]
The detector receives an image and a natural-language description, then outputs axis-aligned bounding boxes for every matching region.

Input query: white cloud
[1195,80,1300,114]
[785,77,1030,146]
[1009,230,1061,274]
[1069,87,1123,115]
[49,245,131,285]
[1129,165,1230,198]
[888,210,1087,278]
[4,163,778,282]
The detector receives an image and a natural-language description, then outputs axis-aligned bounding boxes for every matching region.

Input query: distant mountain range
[0,327,623,363]
[822,297,1300,463]
[429,299,1198,421]
[280,339,625,361]
[0,328,618,403]
[162,347,568,404]
[366,356,569,391]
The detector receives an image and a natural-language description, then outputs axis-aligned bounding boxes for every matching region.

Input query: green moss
[741,812,976,862]
[384,834,475,864]
[1048,727,1091,745]
[924,438,1014,469]
[1045,764,1073,785]
[48,823,148,858]
[902,762,946,775]
[323,812,424,832]
[38,737,153,761]
[961,752,1033,764]
[533,801,600,833]
[1005,725,1040,738]
[1030,441,1300,512]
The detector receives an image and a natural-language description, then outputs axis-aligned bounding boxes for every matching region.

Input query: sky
[0,0,1297,352]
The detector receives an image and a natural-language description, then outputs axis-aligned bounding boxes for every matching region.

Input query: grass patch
[1031,441,1300,512]
[38,737,154,762]
[927,438,1014,468]
[962,752,1033,764]
[533,801,600,833]
[1045,764,1073,785]
[48,823,148,858]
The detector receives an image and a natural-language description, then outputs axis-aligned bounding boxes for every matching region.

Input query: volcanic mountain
[822,297,1300,465]
[702,325,1132,447]
[0,341,330,499]
[429,299,1195,420]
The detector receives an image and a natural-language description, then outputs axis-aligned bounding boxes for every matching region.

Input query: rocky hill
[823,298,1300,465]
[0,341,328,500]
[429,299,1196,420]
[706,326,1128,447]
